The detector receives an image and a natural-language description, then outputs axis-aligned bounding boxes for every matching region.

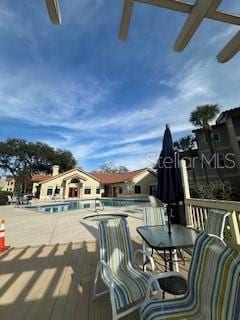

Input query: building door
[104,185,109,197]
[149,185,153,196]
[68,187,78,198]
[149,185,157,196]
[112,187,117,197]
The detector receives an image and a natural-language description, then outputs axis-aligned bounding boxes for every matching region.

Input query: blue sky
[0,1,239,171]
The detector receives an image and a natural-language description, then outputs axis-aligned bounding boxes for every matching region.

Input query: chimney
[52,165,60,176]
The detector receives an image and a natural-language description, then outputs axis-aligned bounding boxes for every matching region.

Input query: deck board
[0,241,190,320]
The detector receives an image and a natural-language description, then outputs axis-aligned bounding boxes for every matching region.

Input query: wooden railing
[185,198,240,250]
[180,160,240,250]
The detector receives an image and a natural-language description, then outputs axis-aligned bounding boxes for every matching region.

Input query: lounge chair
[148,196,164,208]
[141,232,240,320]
[93,217,161,320]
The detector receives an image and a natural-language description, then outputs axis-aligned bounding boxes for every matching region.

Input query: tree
[117,165,129,173]
[0,138,76,193]
[174,135,194,151]
[174,134,198,185]
[189,104,224,182]
[99,162,129,173]
[53,149,76,173]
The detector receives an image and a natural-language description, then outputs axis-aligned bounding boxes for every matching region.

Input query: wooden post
[119,0,134,41]
[180,159,193,227]
[180,159,190,199]
[228,211,240,250]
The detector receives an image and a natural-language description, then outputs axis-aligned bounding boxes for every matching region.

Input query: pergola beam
[174,0,222,52]
[45,0,62,24]
[119,0,134,41]
[134,0,240,26]
[217,31,240,63]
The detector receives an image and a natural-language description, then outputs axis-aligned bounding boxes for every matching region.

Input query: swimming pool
[30,198,148,214]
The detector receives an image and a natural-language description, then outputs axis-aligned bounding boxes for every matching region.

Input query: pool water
[101,198,147,207]
[31,198,148,214]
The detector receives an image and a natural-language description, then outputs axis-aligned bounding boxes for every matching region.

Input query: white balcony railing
[180,160,240,250]
[185,198,240,248]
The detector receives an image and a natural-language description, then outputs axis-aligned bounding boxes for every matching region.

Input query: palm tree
[174,135,197,185]
[174,135,194,151]
[189,104,224,183]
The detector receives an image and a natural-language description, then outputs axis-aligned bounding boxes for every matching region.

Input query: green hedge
[0,191,13,205]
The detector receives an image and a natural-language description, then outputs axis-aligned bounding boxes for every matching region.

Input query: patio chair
[143,207,180,273]
[141,232,240,320]
[205,208,230,238]
[184,208,230,256]
[142,207,189,298]
[148,196,164,208]
[7,195,12,204]
[7,195,16,205]
[143,206,166,226]
[93,217,161,320]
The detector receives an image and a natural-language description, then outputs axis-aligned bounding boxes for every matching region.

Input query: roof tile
[90,168,148,184]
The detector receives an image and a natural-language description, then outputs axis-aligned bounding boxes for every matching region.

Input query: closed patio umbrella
[157,124,184,233]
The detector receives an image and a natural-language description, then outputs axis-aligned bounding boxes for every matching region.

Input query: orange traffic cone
[0,219,10,252]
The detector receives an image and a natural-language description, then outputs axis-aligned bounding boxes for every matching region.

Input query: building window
[206,155,215,168]
[205,154,225,168]
[149,185,157,196]
[11,181,13,185]
[134,185,141,194]
[213,133,220,141]
[47,188,53,196]
[204,132,220,143]
[218,154,225,167]
[70,178,79,183]
[84,187,91,195]
[119,187,123,194]
[55,187,60,195]
[96,188,100,194]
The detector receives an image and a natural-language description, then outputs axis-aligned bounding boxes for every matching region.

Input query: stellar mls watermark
[146,152,237,169]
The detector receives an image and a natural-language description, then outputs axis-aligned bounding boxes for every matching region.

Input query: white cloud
[107,154,155,171]
[1,53,239,171]
[0,69,112,126]
[208,25,239,47]
[0,0,239,171]
[62,0,106,27]
[82,56,240,168]
[88,142,153,159]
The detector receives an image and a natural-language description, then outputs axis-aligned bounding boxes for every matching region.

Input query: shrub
[190,181,233,200]
[0,192,9,205]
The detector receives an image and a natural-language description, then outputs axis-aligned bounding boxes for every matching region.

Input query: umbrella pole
[167,206,172,235]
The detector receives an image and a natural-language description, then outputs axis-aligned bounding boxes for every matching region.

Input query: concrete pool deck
[0,204,145,247]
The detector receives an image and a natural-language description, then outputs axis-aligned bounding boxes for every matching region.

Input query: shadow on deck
[0,240,190,320]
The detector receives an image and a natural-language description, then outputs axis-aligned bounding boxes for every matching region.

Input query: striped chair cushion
[204,209,229,239]
[99,218,158,311]
[143,207,166,226]
[141,232,240,320]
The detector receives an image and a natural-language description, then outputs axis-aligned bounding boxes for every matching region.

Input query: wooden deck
[0,241,190,320]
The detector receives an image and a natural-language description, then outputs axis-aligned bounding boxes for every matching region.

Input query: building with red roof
[30,166,157,200]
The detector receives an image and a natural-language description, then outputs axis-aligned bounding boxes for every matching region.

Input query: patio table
[82,213,128,222]
[137,224,198,271]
